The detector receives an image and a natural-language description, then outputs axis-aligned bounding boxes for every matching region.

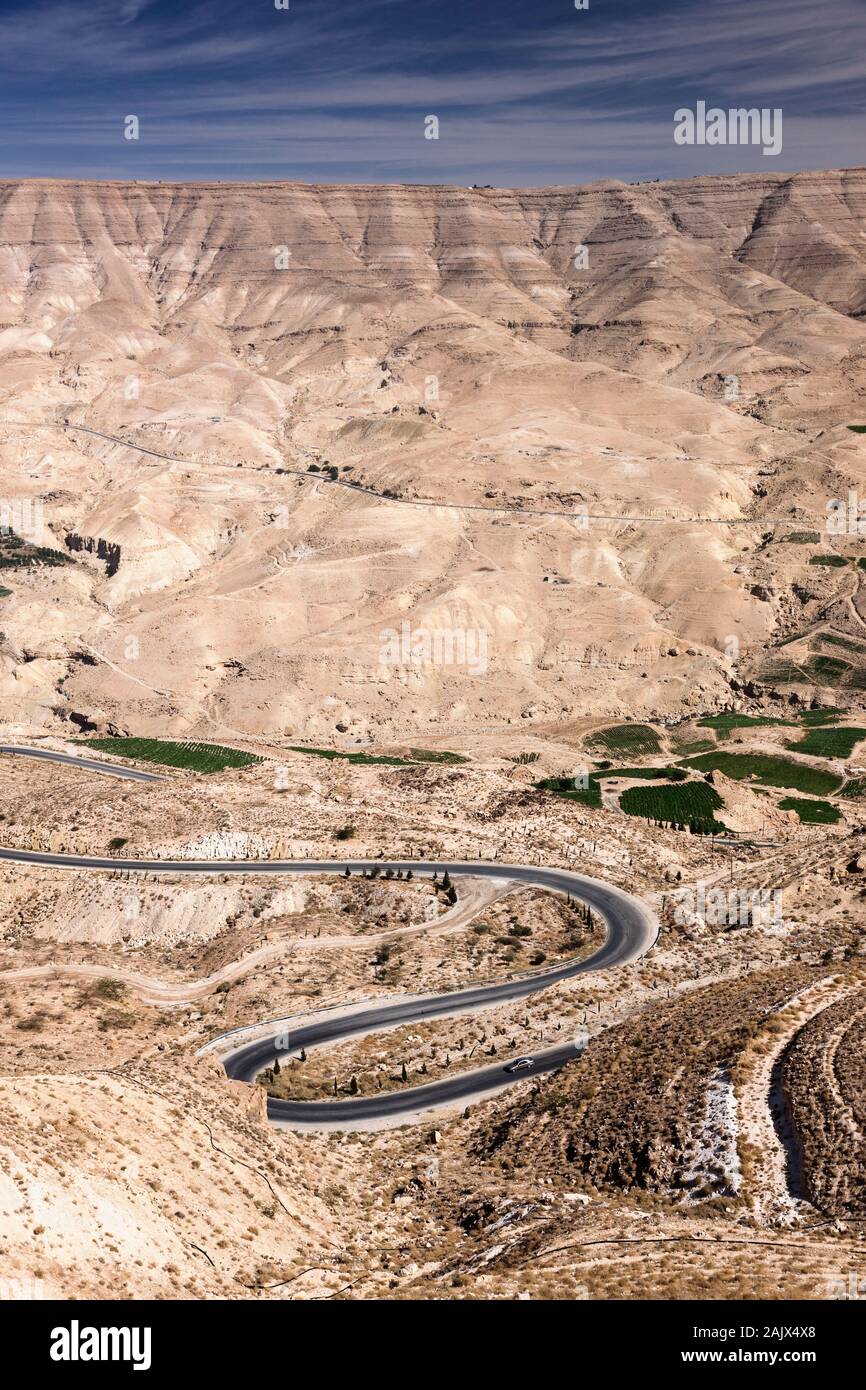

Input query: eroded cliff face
[0,171,864,741]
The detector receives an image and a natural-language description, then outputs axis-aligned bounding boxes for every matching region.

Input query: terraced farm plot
[681,751,843,795]
[799,707,845,726]
[840,778,866,799]
[778,797,841,824]
[76,738,262,773]
[809,554,849,568]
[787,726,866,759]
[670,737,716,755]
[807,654,853,683]
[698,713,792,738]
[619,780,726,831]
[403,748,469,764]
[476,967,818,1197]
[288,745,416,766]
[816,633,866,654]
[781,987,866,1215]
[586,724,661,757]
[752,658,809,684]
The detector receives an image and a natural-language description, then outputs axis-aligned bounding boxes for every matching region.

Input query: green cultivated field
[619,780,726,832]
[809,554,849,568]
[787,726,866,759]
[841,778,866,798]
[778,797,841,824]
[817,633,866,654]
[586,724,661,757]
[77,738,262,773]
[681,751,843,795]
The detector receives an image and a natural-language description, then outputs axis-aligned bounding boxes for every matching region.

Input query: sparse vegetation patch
[0,529,73,568]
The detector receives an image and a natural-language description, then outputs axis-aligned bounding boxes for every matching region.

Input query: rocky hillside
[0,170,864,742]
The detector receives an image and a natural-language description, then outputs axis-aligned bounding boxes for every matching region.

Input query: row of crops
[76,738,469,774]
[77,738,262,773]
[618,780,727,834]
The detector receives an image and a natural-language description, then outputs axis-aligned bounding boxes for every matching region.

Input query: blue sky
[0,0,863,184]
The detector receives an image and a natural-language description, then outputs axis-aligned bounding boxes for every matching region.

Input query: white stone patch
[679,1067,741,1201]
[167,830,271,861]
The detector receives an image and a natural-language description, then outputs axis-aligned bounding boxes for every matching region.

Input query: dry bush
[474,966,820,1196]
[781,985,866,1214]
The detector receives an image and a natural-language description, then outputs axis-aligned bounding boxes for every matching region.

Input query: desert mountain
[0,168,864,744]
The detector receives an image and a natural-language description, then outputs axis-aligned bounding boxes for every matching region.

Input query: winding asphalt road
[212,860,655,1128]
[0,810,658,1126]
[0,744,164,782]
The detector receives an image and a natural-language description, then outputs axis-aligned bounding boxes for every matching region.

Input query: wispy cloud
[0,0,863,183]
